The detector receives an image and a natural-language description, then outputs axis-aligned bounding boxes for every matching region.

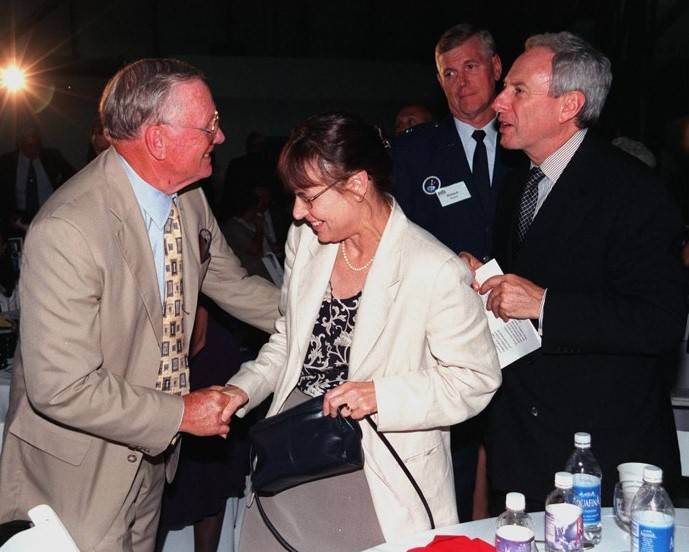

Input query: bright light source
[1,65,26,92]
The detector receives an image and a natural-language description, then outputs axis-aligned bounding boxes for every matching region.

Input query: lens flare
[1,65,26,92]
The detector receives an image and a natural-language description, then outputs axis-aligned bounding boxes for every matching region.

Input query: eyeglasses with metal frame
[160,110,220,142]
[293,179,341,208]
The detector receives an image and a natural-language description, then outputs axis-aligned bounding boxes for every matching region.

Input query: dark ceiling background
[1,0,688,165]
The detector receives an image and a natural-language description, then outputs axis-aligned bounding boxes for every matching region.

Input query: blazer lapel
[292,234,339,358]
[177,197,200,330]
[516,135,597,267]
[434,117,488,218]
[104,150,163,345]
[348,202,403,377]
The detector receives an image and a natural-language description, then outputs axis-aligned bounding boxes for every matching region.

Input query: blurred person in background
[0,121,75,236]
[394,103,433,136]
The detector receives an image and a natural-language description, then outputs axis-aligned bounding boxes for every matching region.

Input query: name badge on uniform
[437,181,471,207]
[421,175,441,195]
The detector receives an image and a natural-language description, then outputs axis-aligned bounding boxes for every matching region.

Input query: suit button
[127,454,137,463]
[530,406,539,417]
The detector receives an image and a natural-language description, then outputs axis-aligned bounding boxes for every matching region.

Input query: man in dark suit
[464,32,687,511]
[392,24,528,521]
[0,123,75,235]
[392,24,526,262]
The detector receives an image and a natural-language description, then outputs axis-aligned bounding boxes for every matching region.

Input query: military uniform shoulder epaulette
[401,120,439,136]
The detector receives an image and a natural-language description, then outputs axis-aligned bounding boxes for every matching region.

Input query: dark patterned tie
[25,161,39,219]
[157,202,189,395]
[517,166,545,243]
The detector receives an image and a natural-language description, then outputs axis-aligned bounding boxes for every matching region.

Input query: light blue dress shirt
[454,117,498,184]
[115,152,174,305]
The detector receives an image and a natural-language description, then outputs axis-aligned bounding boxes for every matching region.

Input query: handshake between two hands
[177,381,379,439]
[178,385,249,438]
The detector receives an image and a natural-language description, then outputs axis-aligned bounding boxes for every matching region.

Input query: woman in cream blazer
[224,112,501,549]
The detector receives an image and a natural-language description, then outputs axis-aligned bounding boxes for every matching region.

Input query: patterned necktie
[157,202,189,395]
[25,161,39,219]
[472,130,490,187]
[517,166,545,243]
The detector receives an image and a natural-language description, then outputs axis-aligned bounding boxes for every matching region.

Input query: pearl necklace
[340,241,374,272]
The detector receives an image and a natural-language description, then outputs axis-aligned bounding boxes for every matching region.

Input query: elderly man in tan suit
[0,59,280,551]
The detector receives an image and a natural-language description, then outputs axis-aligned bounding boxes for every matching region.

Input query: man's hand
[220,385,249,424]
[480,274,545,322]
[458,251,484,291]
[179,386,233,437]
[323,381,377,420]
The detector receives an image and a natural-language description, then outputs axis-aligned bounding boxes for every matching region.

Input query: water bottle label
[496,525,534,552]
[545,504,583,552]
[632,512,674,552]
[573,475,601,524]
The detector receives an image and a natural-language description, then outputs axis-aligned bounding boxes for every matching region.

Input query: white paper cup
[495,525,535,552]
[617,462,649,483]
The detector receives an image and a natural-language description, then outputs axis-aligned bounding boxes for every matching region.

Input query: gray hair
[525,32,612,128]
[435,24,497,60]
[99,58,205,140]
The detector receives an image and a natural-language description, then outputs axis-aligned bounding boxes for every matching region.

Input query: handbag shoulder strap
[252,416,436,552]
[364,415,436,530]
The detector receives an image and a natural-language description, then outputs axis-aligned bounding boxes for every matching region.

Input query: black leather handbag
[249,395,363,496]
[248,395,435,552]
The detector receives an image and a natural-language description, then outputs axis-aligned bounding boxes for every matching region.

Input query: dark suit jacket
[392,116,527,260]
[487,132,688,505]
[0,148,75,227]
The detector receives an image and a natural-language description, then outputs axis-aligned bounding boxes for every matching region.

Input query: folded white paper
[475,259,542,369]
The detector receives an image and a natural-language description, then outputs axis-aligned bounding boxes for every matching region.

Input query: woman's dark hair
[277,111,392,195]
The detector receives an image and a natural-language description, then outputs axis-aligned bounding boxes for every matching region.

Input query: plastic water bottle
[631,465,674,552]
[564,432,602,545]
[545,472,583,552]
[495,492,537,552]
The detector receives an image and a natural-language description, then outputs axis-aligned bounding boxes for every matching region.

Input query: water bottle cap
[506,492,525,511]
[574,432,591,447]
[643,465,663,484]
[555,471,573,488]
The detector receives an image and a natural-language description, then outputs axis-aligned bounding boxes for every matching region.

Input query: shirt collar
[454,117,498,150]
[115,151,174,229]
[537,129,588,184]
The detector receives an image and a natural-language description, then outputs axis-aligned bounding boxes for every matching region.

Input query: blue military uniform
[392,116,526,260]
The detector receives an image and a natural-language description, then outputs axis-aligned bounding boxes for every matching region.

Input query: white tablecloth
[363,508,689,551]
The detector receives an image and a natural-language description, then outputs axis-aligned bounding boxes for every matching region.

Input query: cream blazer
[230,200,501,543]
[0,148,280,550]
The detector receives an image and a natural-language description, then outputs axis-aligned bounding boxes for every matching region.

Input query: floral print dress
[297,286,361,397]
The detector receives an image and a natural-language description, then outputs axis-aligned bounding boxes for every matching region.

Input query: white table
[362,508,689,551]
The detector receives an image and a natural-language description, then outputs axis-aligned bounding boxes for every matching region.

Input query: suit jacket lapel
[348,202,403,377]
[515,135,597,268]
[104,150,163,345]
[432,117,488,218]
[177,197,200,329]
[292,235,339,358]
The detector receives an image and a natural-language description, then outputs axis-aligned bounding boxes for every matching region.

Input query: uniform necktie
[471,129,490,189]
[517,166,545,243]
[157,202,189,395]
[25,161,39,219]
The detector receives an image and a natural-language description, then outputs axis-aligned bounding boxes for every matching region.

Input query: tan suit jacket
[0,148,280,550]
[229,201,501,543]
